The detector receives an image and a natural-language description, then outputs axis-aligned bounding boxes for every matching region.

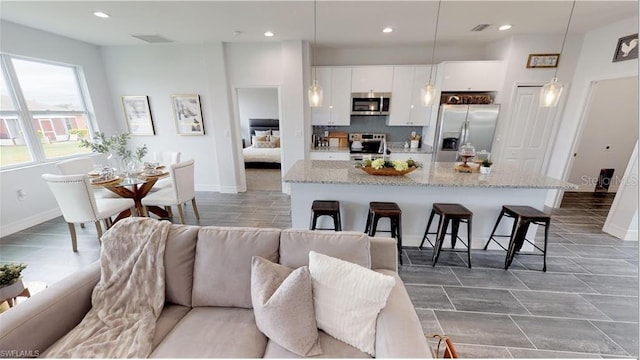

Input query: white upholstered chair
[56,157,117,199]
[151,151,181,191]
[141,159,199,224]
[42,173,137,252]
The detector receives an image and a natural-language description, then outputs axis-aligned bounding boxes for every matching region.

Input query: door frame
[231,85,283,192]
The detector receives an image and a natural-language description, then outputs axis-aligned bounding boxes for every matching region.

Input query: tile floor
[1,185,637,358]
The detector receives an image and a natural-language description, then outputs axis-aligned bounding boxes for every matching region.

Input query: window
[0,54,94,168]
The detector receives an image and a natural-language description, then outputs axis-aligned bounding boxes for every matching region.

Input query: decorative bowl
[360,166,417,176]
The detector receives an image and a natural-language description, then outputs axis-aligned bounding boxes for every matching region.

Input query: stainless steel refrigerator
[434,104,500,162]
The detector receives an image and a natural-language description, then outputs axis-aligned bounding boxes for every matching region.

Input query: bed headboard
[249,118,279,135]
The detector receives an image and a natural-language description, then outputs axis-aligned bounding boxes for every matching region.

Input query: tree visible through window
[0,55,94,168]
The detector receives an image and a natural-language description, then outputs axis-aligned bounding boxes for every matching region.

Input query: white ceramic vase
[480,166,492,175]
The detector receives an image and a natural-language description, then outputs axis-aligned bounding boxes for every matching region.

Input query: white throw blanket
[45,217,171,358]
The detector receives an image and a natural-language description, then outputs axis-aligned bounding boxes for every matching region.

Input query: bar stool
[364,202,403,265]
[483,205,551,271]
[419,203,473,268]
[310,200,342,231]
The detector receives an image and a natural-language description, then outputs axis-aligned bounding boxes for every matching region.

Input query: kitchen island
[284,160,577,249]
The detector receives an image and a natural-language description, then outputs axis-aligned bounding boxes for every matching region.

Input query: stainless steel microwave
[351,92,391,115]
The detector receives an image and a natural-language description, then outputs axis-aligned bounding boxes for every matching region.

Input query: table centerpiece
[358,158,420,176]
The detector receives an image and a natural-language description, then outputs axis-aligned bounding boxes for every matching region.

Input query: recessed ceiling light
[264,31,275,37]
[499,24,512,31]
[93,11,110,18]
[382,27,393,33]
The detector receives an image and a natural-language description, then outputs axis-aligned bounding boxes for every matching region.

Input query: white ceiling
[0,1,637,48]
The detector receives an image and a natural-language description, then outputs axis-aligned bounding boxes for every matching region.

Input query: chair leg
[419,210,436,250]
[504,218,521,270]
[177,204,186,224]
[191,198,200,220]
[450,219,460,249]
[165,206,173,217]
[484,209,505,250]
[467,217,473,268]
[80,223,85,229]
[433,217,449,266]
[364,210,372,234]
[542,220,549,272]
[67,223,78,252]
[95,221,103,240]
[336,211,342,231]
[370,215,381,237]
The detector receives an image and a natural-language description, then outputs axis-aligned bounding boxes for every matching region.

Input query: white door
[499,86,559,173]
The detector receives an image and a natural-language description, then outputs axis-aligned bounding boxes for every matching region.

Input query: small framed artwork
[612,33,638,62]
[172,94,204,135]
[526,53,560,68]
[121,96,155,135]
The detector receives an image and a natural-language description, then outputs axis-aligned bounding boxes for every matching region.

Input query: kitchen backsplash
[312,116,423,143]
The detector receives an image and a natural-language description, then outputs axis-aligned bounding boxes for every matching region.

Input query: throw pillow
[252,135,268,145]
[254,140,277,148]
[269,136,281,148]
[271,130,280,136]
[254,130,271,136]
[251,256,322,356]
[308,251,396,356]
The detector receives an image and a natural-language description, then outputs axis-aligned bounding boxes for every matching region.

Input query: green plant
[69,128,89,139]
[482,159,493,167]
[80,132,147,161]
[0,263,27,288]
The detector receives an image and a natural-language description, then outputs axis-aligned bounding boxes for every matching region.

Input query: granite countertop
[283,160,577,189]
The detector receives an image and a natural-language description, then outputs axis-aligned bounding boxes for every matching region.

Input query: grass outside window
[1,142,91,167]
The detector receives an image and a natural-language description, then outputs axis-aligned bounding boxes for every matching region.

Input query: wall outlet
[17,189,27,201]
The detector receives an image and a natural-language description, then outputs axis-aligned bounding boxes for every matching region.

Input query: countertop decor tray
[360,167,417,176]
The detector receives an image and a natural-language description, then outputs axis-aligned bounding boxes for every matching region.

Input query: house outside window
[0,54,95,168]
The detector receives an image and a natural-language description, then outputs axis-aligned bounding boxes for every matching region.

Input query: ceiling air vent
[470,24,491,32]
[131,34,173,43]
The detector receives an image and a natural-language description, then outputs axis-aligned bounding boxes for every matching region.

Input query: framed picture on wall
[121,96,155,135]
[612,33,638,62]
[526,53,560,68]
[172,94,204,135]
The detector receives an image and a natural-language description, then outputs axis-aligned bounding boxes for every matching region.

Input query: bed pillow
[251,256,322,356]
[270,136,281,148]
[272,130,280,136]
[252,135,268,145]
[255,130,271,137]
[308,251,396,356]
[255,140,278,148]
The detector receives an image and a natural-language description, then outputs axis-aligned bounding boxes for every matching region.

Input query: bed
[243,118,281,169]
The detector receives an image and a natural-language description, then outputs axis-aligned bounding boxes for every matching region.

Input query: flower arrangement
[359,158,420,176]
[0,263,27,288]
[80,132,148,161]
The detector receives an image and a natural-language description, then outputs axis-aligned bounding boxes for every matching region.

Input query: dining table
[91,170,170,222]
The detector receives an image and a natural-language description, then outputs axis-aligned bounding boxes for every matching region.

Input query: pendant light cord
[427,0,442,83]
[312,0,317,83]
[554,0,576,78]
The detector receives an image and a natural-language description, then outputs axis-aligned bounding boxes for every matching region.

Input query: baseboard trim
[1,208,61,237]
[603,222,638,241]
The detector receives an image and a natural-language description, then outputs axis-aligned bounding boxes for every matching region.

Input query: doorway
[568,77,638,193]
[234,87,282,192]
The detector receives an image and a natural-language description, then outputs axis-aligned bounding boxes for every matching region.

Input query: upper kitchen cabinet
[311,67,352,126]
[388,65,432,126]
[351,66,394,93]
[440,61,505,92]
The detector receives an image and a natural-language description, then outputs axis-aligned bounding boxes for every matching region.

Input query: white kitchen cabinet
[388,65,432,126]
[309,151,350,161]
[351,66,393,93]
[311,67,352,126]
[390,152,431,164]
[441,61,505,92]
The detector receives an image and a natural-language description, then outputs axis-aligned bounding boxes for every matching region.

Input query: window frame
[0,53,98,170]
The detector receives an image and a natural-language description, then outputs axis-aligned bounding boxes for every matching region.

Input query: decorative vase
[0,278,25,301]
[480,166,492,175]
[107,153,124,174]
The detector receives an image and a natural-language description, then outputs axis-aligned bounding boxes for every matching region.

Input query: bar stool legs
[364,202,403,266]
[420,203,473,268]
[310,200,342,231]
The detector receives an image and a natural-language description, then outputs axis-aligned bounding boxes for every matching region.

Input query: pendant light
[421,0,442,107]
[540,0,576,107]
[308,0,323,107]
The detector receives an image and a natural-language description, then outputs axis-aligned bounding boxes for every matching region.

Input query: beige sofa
[0,225,430,358]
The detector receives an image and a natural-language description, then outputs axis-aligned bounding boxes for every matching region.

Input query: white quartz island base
[290,182,546,249]
[285,160,577,251]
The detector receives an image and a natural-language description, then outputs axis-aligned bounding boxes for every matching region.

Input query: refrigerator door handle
[460,121,468,145]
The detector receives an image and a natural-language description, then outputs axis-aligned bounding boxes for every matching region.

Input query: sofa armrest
[0,261,100,357]
[374,270,431,358]
[369,237,397,272]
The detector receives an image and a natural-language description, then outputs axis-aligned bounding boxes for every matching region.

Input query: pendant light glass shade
[308,79,323,107]
[421,83,436,106]
[540,77,564,107]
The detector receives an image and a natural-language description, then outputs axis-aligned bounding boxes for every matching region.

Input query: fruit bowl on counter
[357,158,420,176]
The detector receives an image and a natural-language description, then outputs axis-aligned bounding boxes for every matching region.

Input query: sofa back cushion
[165,225,199,307]
[192,226,281,308]
[279,230,371,269]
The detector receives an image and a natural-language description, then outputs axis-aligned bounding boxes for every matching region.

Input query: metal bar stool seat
[310,200,342,231]
[483,205,551,271]
[364,202,403,265]
[419,203,473,268]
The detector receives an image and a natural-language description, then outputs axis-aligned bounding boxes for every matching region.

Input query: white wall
[568,77,638,192]
[603,142,638,241]
[237,88,279,142]
[0,21,117,235]
[546,15,639,206]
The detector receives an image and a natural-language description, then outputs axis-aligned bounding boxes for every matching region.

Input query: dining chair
[151,151,181,191]
[56,157,118,199]
[42,173,137,252]
[141,159,199,224]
